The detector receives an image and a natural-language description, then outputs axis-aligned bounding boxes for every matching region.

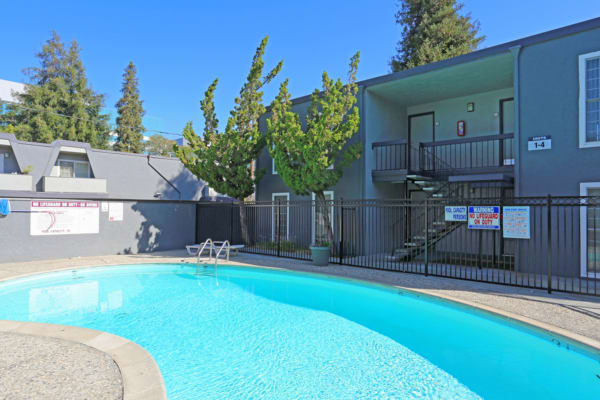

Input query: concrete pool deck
[1,250,600,398]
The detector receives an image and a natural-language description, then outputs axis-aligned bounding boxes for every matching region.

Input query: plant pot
[310,246,330,266]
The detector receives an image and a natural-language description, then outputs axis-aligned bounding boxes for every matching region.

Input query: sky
[1,1,598,139]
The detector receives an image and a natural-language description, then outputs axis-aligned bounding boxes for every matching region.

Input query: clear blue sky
[1,1,598,138]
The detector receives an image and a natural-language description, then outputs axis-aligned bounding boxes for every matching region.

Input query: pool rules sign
[30,201,99,235]
[468,206,500,230]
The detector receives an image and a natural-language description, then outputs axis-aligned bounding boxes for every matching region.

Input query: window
[580,183,600,278]
[312,191,334,244]
[579,51,600,147]
[58,160,90,178]
[272,193,289,241]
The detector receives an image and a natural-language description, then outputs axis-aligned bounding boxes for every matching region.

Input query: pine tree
[390,0,484,72]
[114,62,145,153]
[2,31,110,147]
[267,52,362,246]
[174,37,283,244]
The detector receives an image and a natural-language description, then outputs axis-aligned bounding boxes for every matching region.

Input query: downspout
[510,45,522,196]
[147,155,182,200]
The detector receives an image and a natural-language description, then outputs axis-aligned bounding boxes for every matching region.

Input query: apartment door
[0,154,4,173]
[499,98,515,165]
[408,112,435,170]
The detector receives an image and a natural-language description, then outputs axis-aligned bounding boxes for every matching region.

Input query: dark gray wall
[0,199,196,263]
[518,27,600,196]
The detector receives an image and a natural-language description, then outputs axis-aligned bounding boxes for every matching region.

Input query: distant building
[0,79,26,113]
[176,137,188,147]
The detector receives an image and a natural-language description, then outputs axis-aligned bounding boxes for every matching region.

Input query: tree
[390,0,484,72]
[2,31,110,147]
[114,62,145,153]
[267,52,362,246]
[174,37,283,243]
[146,134,175,156]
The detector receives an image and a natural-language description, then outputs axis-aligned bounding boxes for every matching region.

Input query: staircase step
[431,193,444,198]
[404,242,424,247]
[407,175,431,180]
[413,235,426,240]
[422,187,440,192]
[433,221,446,226]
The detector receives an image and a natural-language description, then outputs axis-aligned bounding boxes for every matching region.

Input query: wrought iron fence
[196,195,600,296]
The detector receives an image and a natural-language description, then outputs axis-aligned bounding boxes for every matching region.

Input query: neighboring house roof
[0,79,26,103]
[0,132,207,201]
[289,16,600,105]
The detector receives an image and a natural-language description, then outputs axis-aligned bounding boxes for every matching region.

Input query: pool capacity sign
[467,206,500,230]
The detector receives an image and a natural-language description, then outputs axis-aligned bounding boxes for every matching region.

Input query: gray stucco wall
[256,95,364,202]
[518,27,600,197]
[363,90,407,200]
[0,199,196,263]
[406,87,514,140]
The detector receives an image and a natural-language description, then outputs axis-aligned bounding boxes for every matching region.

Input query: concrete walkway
[0,331,122,400]
[1,249,600,398]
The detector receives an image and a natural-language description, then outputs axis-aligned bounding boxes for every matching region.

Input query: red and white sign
[468,206,500,230]
[30,201,99,235]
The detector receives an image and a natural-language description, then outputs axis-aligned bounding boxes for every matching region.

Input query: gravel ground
[0,332,123,400]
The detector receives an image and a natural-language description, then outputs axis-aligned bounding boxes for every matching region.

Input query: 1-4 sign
[528,135,552,151]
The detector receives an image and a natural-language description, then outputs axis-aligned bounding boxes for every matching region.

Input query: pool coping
[0,320,167,400]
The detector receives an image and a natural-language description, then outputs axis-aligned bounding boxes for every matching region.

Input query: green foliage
[146,134,175,156]
[390,0,484,72]
[114,61,145,153]
[1,31,110,148]
[174,36,282,201]
[267,52,362,197]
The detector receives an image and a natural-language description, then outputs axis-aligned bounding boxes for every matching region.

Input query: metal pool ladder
[195,239,230,268]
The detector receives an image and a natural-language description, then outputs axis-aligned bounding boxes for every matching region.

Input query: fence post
[339,198,344,264]
[276,199,281,258]
[547,194,552,294]
[424,199,429,276]
[230,202,234,243]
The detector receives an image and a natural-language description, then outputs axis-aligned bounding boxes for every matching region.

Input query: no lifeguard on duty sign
[468,206,501,230]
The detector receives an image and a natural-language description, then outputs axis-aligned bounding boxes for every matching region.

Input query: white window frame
[311,191,334,244]
[579,50,600,148]
[57,159,91,178]
[271,192,289,241]
[580,182,600,278]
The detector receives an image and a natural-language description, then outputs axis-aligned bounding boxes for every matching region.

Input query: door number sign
[528,135,551,151]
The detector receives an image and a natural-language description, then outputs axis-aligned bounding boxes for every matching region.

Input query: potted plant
[309,241,330,266]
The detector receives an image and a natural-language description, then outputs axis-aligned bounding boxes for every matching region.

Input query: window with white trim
[312,191,334,244]
[580,183,600,277]
[272,193,289,241]
[579,51,600,147]
[58,159,91,178]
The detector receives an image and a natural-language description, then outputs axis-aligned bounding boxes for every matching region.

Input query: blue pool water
[0,264,598,399]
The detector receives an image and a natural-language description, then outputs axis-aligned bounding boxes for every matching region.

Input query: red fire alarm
[457,120,466,136]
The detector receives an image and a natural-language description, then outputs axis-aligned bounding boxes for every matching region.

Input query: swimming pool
[0,263,597,399]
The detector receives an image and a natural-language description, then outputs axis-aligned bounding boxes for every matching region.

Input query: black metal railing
[197,195,600,296]
[421,133,515,175]
[372,140,421,172]
[372,133,515,176]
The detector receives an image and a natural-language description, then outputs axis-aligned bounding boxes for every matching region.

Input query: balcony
[0,174,33,191]
[372,133,515,183]
[42,176,107,193]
